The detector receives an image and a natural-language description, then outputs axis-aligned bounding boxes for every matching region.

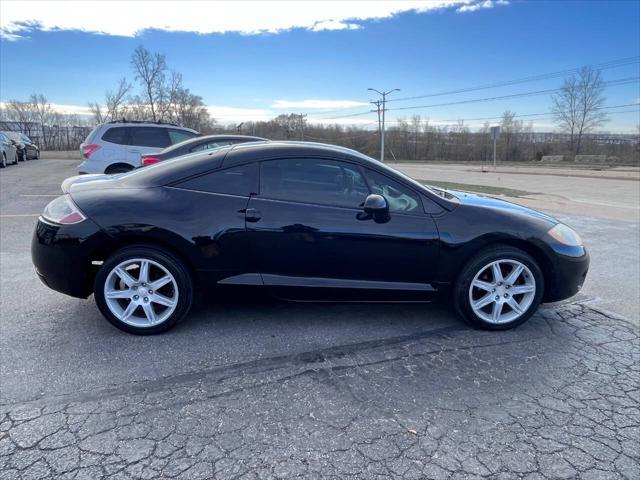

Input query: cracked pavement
[1,303,638,479]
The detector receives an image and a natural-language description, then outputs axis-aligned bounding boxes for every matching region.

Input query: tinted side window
[177,163,258,196]
[364,169,422,213]
[168,129,197,145]
[129,127,170,148]
[261,159,369,208]
[101,127,130,145]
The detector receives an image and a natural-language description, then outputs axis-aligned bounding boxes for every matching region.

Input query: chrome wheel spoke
[105,289,131,299]
[138,260,150,284]
[151,293,176,308]
[472,280,494,292]
[491,263,504,283]
[507,297,524,315]
[150,275,172,290]
[505,264,524,285]
[141,303,157,324]
[510,285,535,295]
[491,301,504,322]
[473,293,494,310]
[115,267,136,287]
[120,301,137,322]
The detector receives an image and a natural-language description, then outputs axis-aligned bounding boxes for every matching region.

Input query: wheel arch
[105,162,134,174]
[87,234,199,292]
[449,234,554,300]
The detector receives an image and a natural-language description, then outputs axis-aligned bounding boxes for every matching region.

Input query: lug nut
[495,296,500,301]
[148,289,153,294]
[506,285,510,289]
[133,295,139,300]
[143,297,149,302]
[492,288,496,292]
[504,293,509,298]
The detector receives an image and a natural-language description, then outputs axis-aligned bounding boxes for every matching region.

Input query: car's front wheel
[454,246,544,330]
[94,247,193,334]
[1,153,6,168]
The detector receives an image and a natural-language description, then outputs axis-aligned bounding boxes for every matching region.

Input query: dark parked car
[139,134,267,167]
[2,132,39,160]
[32,142,589,334]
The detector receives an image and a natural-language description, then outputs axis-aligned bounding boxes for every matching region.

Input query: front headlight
[548,223,582,246]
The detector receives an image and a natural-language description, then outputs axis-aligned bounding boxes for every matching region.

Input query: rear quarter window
[169,129,197,145]
[101,127,130,145]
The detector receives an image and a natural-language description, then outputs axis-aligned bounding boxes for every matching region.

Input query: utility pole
[490,126,500,170]
[370,100,382,137]
[298,113,307,141]
[368,88,400,162]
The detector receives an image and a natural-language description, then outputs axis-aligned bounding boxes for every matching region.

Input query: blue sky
[1,0,639,132]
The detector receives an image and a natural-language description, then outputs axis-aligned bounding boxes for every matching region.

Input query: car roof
[100,122,198,133]
[156,134,268,155]
[120,141,380,187]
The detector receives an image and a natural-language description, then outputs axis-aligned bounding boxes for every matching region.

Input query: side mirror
[363,194,388,214]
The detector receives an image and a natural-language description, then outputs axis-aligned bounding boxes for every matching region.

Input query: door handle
[243,208,262,223]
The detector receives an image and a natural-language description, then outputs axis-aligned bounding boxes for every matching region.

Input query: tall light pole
[368,88,399,163]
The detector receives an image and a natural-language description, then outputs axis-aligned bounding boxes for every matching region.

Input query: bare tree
[105,78,132,121]
[30,94,54,149]
[552,67,608,155]
[130,46,167,121]
[4,100,36,137]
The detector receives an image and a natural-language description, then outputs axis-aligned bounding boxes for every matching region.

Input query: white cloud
[206,106,274,123]
[457,0,509,13]
[1,1,503,40]
[271,99,370,110]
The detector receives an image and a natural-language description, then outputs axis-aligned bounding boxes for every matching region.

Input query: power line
[383,103,640,125]
[318,77,640,119]
[301,56,640,116]
[387,56,640,103]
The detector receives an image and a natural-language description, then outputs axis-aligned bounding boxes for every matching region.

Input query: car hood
[446,189,558,226]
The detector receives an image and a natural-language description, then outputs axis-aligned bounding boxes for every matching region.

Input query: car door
[126,127,171,164]
[245,157,440,293]
[171,162,259,286]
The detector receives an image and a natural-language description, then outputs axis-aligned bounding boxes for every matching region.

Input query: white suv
[78,122,199,174]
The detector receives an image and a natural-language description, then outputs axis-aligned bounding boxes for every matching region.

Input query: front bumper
[543,246,590,303]
[31,217,107,298]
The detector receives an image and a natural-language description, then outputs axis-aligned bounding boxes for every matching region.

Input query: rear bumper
[31,217,107,298]
[543,247,590,303]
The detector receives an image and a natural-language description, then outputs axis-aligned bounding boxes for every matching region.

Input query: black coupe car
[32,142,589,334]
[139,134,267,166]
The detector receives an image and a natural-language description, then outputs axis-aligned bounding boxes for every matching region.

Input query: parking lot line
[0,213,40,217]
[20,194,59,197]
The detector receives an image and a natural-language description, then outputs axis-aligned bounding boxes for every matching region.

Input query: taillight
[142,157,161,166]
[42,195,87,225]
[82,144,100,159]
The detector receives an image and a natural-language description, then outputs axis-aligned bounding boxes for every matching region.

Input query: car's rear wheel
[454,246,544,330]
[94,247,193,334]
[1,153,6,168]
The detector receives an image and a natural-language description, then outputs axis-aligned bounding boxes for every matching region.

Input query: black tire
[1,153,6,168]
[105,164,133,174]
[34,150,39,160]
[94,246,193,334]
[453,245,544,330]
[18,151,25,162]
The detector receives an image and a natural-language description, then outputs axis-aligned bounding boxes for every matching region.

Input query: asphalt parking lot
[1,157,639,479]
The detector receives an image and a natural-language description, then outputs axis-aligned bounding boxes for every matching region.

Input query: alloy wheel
[468,259,536,324]
[103,258,179,328]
